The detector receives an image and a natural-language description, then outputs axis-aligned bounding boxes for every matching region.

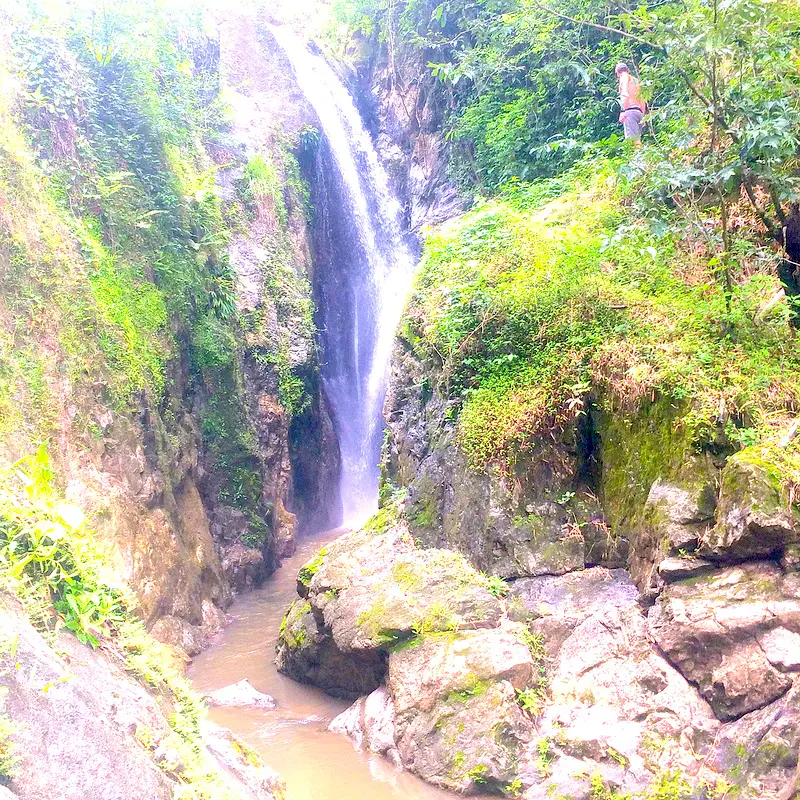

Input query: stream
[189,529,467,800]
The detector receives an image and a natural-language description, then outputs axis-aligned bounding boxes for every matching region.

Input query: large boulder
[300,525,502,652]
[703,453,800,561]
[509,569,718,799]
[275,599,386,699]
[331,624,537,794]
[0,599,282,800]
[701,682,800,799]
[648,563,800,720]
[388,623,536,793]
[631,477,717,598]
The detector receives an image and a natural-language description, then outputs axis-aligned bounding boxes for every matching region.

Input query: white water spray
[271,27,416,527]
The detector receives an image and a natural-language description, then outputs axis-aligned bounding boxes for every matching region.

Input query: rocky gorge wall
[0,6,341,797]
[0,4,340,657]
[344,33,465,233]
[369,326,800,798]
[276,347,800,800]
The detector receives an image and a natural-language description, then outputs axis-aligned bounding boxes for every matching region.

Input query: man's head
[615,62,629,76]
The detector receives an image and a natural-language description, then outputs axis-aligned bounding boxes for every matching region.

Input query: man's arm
[618,72,630,109]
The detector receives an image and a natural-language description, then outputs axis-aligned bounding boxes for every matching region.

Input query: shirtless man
[615,62,646,143]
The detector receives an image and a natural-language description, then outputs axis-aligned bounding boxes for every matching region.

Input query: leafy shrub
[191,311,236,369]
[244,155,286,224]
[0,446,127,647]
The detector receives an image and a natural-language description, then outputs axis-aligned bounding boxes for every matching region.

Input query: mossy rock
[275,598,386,699]
[703,452,800,560]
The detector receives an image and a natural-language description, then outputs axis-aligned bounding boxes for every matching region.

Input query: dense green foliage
[403,159,800,496]
[330,0,800,218]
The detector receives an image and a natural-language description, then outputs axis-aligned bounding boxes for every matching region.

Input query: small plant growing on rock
[466,764,488,784]
[483,573,509,597]
[534,737,554,777]
[589,773,631,799]
[516,686,546,716]
[412,601,459,637]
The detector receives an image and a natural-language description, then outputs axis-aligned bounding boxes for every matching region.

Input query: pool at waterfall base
[189,529,486,800]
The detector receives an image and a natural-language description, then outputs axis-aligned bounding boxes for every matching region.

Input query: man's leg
[622,109,644,144]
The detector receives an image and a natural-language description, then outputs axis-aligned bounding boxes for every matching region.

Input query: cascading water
[271,28,416,527]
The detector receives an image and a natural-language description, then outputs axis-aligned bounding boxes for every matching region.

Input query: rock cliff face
[0,6,341,660]
[0,598,285,800]
[349,37,465,233]
[214,6,341,556]
[372,328,800,797]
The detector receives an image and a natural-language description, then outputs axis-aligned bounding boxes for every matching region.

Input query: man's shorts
[622,108,644,139]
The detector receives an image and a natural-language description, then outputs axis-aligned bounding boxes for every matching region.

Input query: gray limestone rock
[0,599,283,800]
[329,686,400,765]
[703,455,800,560]
[0,601,174,800]
[275,598,386,699]
[648,562,800,720]
[701,682,800,799]
[200,721,286,800]
[149,614,205,658]
[510,568,718,798]
[307,526,502,651]
[387,623,536,792]
[205,680,276,710]
[630,475,717,598]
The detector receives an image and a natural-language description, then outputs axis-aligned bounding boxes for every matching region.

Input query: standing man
[615,62,646,143]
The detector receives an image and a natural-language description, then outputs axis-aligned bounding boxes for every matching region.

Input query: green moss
[298,548,327,587]
[446,674,490,704]
[390,561,424,591]
[598,397,699,539]
[356,598,392,642]
[278,600,312,651]
[363,499,402,534]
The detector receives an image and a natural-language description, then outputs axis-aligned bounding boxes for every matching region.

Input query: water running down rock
[271,27,416,529]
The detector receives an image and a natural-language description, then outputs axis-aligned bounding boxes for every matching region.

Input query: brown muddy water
[190,529,482,800]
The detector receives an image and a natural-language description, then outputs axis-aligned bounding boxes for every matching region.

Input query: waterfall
[271,28,416,528]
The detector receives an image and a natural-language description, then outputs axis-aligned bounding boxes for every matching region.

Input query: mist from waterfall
[271,27,416,528]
